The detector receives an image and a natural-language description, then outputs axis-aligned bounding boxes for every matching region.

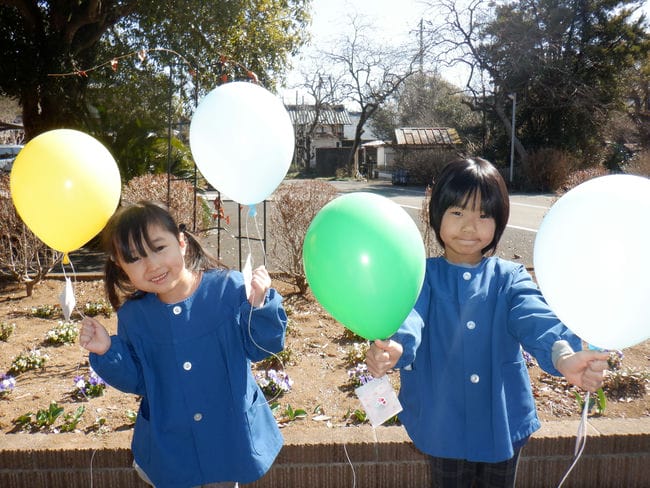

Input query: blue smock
[90,269,287,487]
[393,257,581,463]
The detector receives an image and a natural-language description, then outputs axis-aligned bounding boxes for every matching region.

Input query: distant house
[394,127,462,148]
[391,127,464,184]
[359,140,396,178]
[359,127,463,180]
[285,104,352,171]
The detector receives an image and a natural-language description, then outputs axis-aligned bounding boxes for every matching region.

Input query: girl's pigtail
[180,225,225,271]
[104,258,124,310]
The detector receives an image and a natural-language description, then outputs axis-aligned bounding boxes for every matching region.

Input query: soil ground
[0,277,648,450]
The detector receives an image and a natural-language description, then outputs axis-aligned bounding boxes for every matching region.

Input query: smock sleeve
[239,288,288,362]
[89,334,146,395]
[507,265,582,376]
[392,276,430,369]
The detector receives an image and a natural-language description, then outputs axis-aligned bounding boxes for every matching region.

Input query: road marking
[507,224,538,233]
[510,202,549,210]
[403,205,540,233]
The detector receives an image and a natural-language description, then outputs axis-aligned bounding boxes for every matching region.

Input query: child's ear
[179,232,188,255]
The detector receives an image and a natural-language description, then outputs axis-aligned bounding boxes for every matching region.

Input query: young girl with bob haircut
[366,157,609,488]
[80,201,287,488]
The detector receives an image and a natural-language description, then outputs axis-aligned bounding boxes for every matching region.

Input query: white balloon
[189,82,294,205]
[533,174,650,350]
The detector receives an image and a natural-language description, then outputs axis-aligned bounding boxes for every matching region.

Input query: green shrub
[44,321,79,345]
[8,349,48,375]
[0,321,15,341]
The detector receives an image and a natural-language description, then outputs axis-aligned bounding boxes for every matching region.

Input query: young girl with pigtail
[80,201,287,488]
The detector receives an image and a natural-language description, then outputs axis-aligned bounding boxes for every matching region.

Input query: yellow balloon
[10,129,121,254]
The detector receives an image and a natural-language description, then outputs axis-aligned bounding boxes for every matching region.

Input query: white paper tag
[355,376,402,427]
[58,277,76,322]
[242,253,253,300]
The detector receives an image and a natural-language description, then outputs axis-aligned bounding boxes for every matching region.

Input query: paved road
[326,179,556,269]
[201,179,557,271]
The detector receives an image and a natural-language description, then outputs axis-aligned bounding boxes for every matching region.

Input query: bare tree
[325,16,422,176]
[0,174,60,296]
[423,0,649,171]
[269,180,339,294]
[292,69,343,170]
[422,0,528,165]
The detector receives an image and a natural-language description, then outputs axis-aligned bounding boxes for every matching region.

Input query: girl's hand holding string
[79,316,112,355]
[366,339,403,378]
[555,349,610,392]
[249,265,271,308]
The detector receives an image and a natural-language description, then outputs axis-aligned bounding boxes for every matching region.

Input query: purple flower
[522,350,536,368]
[347,364,373,387]
[88,369,105,387]
[256,369,293,396]
[0,374,16,394]
[73,369,106,398]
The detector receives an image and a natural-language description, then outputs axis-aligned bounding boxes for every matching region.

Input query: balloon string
[556,391,590,487]
[251,206,267,267]
[61,253,86,319]
[60,257,86,321]
[244,206,284,407]
[61,257,91,401]
[245,211,254,269]
[246,289,286,407]
[244,206,268,268]
[343,442,357,488]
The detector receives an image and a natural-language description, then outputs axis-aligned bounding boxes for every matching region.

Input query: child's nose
[461,217,477,231]
[142,254,160,269]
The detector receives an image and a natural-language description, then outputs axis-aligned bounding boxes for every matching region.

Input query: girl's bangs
[114,215,157,263]
[450,180,500,218]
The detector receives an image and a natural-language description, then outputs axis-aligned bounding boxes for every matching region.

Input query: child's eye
[154,245,166,253]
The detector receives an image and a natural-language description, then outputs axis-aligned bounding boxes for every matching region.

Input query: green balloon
[303,192,426,340]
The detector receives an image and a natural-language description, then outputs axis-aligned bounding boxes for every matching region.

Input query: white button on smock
[172,305,182,315]
[462,271,472,281]
[183,362,192,371]
[470,374,480,384]
[193,413,202,422]
[466,321,476,330]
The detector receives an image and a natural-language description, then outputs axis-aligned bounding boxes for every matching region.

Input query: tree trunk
[347,109,371,177]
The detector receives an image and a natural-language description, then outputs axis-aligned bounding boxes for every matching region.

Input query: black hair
[101,200,225,309]
[429,157,510,256]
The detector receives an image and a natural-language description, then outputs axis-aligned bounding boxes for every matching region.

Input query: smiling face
[115,223,194,303]
[439,194,496,265]
[429,158,510,260]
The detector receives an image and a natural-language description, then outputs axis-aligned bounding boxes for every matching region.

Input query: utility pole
[508,93,517,183]
[419,18,424,73]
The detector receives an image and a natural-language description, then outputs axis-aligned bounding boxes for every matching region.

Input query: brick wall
[1,419,648,487]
